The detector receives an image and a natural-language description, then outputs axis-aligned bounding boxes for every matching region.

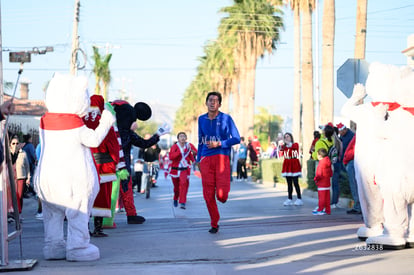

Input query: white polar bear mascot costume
[366,66,414,249]
[34,73,115,261]
[341,63,401,240]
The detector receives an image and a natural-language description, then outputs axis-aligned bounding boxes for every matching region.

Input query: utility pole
[70,0,80,75]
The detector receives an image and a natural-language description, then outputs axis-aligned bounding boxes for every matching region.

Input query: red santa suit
[280,143,302,177]
[169,142,196,205]
[83,95,119,219]
[314,156,333,214]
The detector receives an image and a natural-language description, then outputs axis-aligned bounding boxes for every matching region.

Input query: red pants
[317,189,331,214]
[16,179,25,213]
[171,169,190,204]
[199,154,231,228]
[120,178,136,216]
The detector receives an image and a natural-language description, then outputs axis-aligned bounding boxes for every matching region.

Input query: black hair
[313,131,321,139]
[324,125,334,142]
[318,148,328,157]
[240,136,245,142]
[284,132,294,143]
[176,132,187,139]
[205,91,222,104]
[23,134,31,143]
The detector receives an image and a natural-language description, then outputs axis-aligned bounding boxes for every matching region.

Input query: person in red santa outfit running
[84,95,120,237]
[169,132,197,209]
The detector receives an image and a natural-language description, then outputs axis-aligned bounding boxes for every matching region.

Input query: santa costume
[169,141,197,208]
[83,95,119,237]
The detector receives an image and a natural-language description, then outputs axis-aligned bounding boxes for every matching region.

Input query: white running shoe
[283,199,293,206]
[35,213,43,220]
[294,199,303,206]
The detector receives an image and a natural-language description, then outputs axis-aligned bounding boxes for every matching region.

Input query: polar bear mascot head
[45,72,90,116]
[365,62,402,103]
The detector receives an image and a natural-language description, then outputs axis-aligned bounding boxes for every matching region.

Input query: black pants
[237,158,247,179]
[286,176,301,199]
[134,171,143,191]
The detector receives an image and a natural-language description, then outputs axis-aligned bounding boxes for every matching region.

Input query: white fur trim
[281,172,302,177]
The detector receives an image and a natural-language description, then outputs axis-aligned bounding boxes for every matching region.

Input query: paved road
[3,175,414,274]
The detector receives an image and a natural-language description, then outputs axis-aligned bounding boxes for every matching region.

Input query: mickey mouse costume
[111,100,170,224]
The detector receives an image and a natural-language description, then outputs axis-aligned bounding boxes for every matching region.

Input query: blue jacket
[238,144,247,159]
[196,112,240,162]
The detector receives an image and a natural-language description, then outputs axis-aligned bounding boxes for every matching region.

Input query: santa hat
[336,122,346,131]
[319,122,334,130]
[90,95,104,113]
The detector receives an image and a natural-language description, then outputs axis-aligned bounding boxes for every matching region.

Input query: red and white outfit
[83,95,120,218]
[169,142,196,204]
[280,143,302,177]
[314,156,333,214]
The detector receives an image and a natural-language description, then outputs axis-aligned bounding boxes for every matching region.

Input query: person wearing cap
[336,122,354,156]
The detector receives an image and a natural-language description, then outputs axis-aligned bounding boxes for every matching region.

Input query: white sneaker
[294,199,303,206]
[283,199,293,206]
[330,204,337,209]
[35,213,43,220]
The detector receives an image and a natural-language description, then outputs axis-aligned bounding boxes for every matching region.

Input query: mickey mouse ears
[134,102,152,121]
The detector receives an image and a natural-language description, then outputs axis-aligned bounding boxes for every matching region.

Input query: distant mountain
[145,101,177,126]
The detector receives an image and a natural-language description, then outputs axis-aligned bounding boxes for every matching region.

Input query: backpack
[321,140,338,164]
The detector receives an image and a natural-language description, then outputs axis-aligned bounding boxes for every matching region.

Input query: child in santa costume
[34,73,115,261]
[169,132,197,209]
[313,148,333,215]
[83,95,119,237]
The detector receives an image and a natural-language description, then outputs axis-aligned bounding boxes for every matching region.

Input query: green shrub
[307,159,317,191]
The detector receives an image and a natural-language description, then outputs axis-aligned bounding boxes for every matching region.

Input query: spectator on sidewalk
[343,135,361,214]
[313,148,333,216]
[280,132,303,206]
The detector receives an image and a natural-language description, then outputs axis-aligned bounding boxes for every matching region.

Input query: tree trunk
[301,3,315,176]
[245,33,256,138]
[320,0,335,124]
[355,0,367,59]
[292,4,302,144]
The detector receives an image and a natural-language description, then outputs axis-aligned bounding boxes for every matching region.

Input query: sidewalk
[3,175,414,274]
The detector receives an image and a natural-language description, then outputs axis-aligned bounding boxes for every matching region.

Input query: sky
[1,0,413,123]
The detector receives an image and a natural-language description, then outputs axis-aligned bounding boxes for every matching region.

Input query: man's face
[206,95,221,112]
[339,128,346,136]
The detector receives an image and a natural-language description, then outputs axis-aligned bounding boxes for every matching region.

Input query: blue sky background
[1,0,413,121]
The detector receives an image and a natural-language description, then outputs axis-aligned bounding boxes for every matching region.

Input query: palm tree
[92,46,112,101]
[219,0,284,138]
[299,0,315,169]
[355,0,367,59]
[320,0,335,124]
[285,0,302,144]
